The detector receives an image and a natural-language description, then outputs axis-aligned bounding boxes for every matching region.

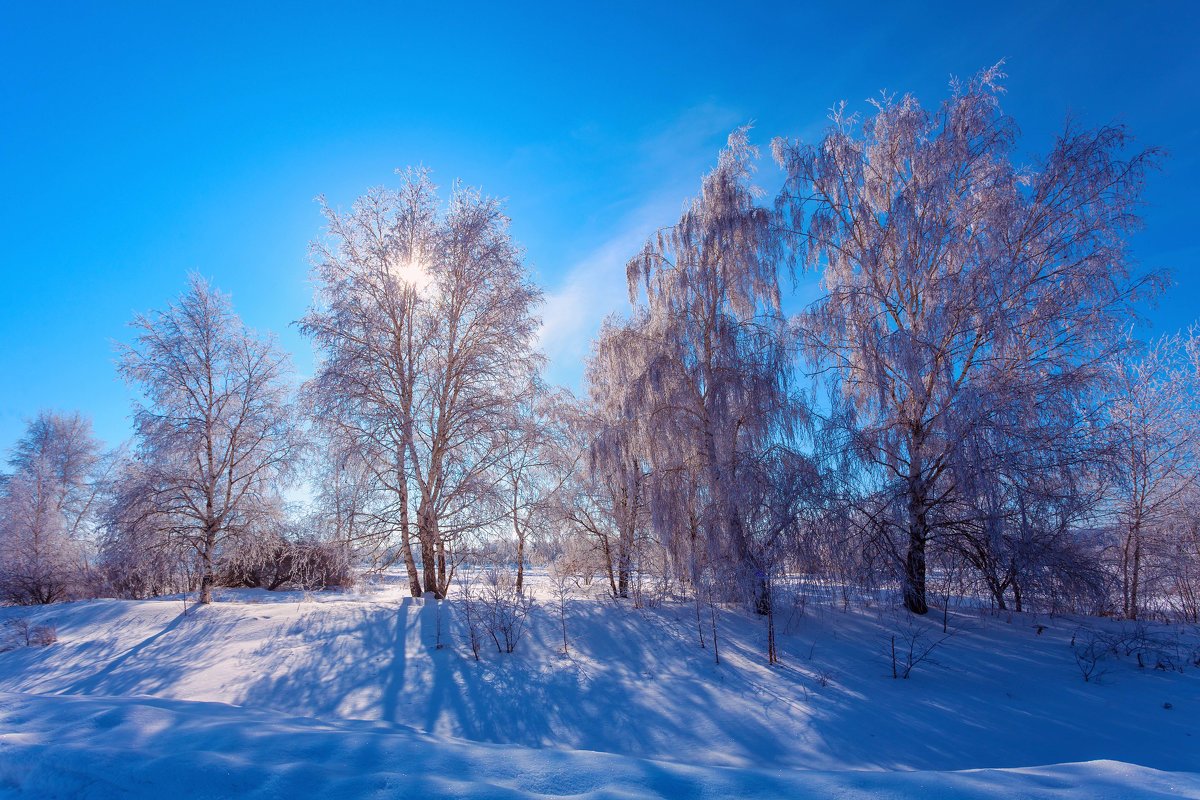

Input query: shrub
[1,617,57,651]
[462,568,535,655]
[219,536,354,591]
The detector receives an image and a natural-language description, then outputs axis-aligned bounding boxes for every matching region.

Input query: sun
[391,257,436,296]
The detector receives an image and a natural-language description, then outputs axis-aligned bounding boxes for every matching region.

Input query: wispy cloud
[536,215,656,388]
[536,103,747,392]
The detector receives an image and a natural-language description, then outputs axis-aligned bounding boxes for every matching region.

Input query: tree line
[3,66,1198,630]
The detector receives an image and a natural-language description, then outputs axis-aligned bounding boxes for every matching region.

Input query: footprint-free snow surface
[1,574,1197,798]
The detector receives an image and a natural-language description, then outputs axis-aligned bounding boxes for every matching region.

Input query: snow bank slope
[0,582,1198,797]
[1,692,1196,800]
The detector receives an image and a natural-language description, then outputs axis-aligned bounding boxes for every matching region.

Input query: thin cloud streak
[536,104,747,392]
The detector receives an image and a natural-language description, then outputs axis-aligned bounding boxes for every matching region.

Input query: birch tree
[616,129,800,612]
[583,316,653,599]
[119,275,300,604]
[773,64,1158,613]
[302,169,543,598]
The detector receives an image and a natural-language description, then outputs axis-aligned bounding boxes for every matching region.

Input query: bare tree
[118,275,300,604]
[774,64,1159,613]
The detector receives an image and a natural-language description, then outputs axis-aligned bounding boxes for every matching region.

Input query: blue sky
[1,2,1197,450]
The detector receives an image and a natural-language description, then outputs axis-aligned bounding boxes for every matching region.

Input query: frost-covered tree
[609,130,801,613]
[305,435,383,568]
[946,406,1108,613]
[118,276,300,604]
[0,412,107,604]
[1106,327,1200,619]
[1162,486,1200,622]
[302,169,543,598]
[98,456,195,599]
[301,170,438,594]
[581,315,653,599]
[774,64,1158,613]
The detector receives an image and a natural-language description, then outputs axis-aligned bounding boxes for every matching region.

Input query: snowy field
[0,574,1197,798]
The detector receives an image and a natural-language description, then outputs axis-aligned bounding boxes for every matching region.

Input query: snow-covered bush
[219,535,354,592]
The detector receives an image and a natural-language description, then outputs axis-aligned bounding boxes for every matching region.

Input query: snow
[1,574,1198,798]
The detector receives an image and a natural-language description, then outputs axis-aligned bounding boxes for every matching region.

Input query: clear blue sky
[2,1,1197,450]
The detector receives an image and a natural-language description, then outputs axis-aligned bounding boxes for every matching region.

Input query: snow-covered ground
[1,574,1197,798]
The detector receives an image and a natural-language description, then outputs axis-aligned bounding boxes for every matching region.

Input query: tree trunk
[199,527,216,605]
[987,576,1007,611]
[436,539,448,597]
[903,470,930,615]
[616,480,633,598]
[401,527,422,597]
[1129,526,1142,620]
[765,572,777,664]
[418,501,441,599]
[617,536,630,599]
[515,530,526,595]
[398,462,422,597]
[513,486,527,594]
[992,588,1007,611]
[903,535,928,615]
[755,573,771,617]
[1122,513,1143,620]
[600,536,618,598]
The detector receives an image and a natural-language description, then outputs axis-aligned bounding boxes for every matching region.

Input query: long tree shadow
[378,598,408,723]
[62,606,243,698]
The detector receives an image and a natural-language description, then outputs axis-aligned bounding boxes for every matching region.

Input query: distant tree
[497,387,576,594]
[774,64,1159,613]
[0,411,106,604]
[1106,327,1200,619]
[118,275,300,604]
